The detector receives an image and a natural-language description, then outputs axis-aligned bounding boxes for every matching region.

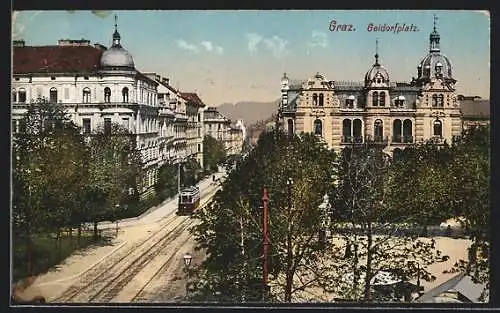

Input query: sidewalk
[15,170,226,302]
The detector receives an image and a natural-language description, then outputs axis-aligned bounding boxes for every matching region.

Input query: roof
[415,272,487,303]
[136,71,158,85]
[204,107,230,122]
[13,45,103,74]
[460,99,490,118]
[180,92,205,107]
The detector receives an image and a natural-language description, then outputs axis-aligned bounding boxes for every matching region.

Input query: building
[279,17,464,155]
[180,92,206,168]
[11,17,201,198]
[415,272,487,303]
[203,106,244,156]
[458,95,490,130]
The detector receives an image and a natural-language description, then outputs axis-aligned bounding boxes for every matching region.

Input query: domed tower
[414,15,456,87]
[365,39,390,108]
[100,15,135,72]
[413,15,462,146]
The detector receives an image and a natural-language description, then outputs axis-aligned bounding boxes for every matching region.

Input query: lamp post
[183,253,192,301]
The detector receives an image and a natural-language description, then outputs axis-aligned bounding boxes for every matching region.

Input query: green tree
[183,157,203,186]
[203,135,226,174]
[84,123,142,238]
[155,162,178,201]
[191,130,338,302]
[328,145,448,302]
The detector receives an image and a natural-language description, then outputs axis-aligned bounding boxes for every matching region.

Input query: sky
[12,10,490,106]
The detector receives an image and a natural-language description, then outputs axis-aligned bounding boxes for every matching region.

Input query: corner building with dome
[280,19,462,155]
[12,19,206,198]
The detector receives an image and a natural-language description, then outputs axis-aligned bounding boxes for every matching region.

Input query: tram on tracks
[177,186,201,215]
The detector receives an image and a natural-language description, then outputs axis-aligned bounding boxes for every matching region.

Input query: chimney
[94,43,107,50]
[13,40,25,47]
[162,77,170,85]
[58,39,90,46]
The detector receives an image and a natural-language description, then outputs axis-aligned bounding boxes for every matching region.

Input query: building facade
[11,19,205,198]
[203,106,244,156]
[280,19,463,155]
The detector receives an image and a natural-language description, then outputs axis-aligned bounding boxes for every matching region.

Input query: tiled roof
[13,45,103,74]
[460,99,490,118]
[180,92,205,107]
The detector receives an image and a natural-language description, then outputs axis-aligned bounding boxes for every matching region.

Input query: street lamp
[183,253,192,301]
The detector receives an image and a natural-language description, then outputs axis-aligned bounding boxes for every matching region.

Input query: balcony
[391,135,414,144]
[341,135,364,144]
[365,135,389,146]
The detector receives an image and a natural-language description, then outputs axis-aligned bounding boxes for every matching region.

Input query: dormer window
[395,95,405,108]
[372,91,379,106]
[313,93,318,106]
[346,95,355,108]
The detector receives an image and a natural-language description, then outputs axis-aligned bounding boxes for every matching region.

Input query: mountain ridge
[216,99,279,127]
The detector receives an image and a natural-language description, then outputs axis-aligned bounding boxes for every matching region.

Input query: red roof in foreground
[13,45,103,74]
[180,92,206,107]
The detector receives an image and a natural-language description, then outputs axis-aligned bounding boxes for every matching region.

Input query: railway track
[52,212,185,303]
[53,185,220,303]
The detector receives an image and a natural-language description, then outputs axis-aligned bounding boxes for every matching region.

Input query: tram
[177,186,201,215]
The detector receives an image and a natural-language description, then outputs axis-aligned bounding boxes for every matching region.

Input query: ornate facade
[280,18,463,154]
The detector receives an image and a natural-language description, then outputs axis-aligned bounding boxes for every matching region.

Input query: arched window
[104,87,111,103]
[393,119,402,143]
[379,92,386,106]
[313,93,318,106]
[372,91,379,106]
[374,119,383,141]
[433,119,442,137]
[49,87,58,103]
[432,94,438,107]
[18,88,26,103]
[12,89,16,102]
[403,119,413,143]
[353,119,362,143]
[346,95,355,108]
[314,119,322,136]
[438,94,444,107]
[122,87,129,103]
[287,119,294,137]
[319,93,324,106]
[342,119,352,142]
[83,88,91,103]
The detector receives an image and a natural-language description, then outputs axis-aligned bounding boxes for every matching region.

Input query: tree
[203,135,227,174]
[155,162,178,202]
[327,145,448,302]
[84,123,143,238]
[183,157,203,186]
[191,130,338,302]
[12,97,88,273]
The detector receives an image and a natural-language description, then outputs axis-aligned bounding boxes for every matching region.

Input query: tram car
[177,186,201,215]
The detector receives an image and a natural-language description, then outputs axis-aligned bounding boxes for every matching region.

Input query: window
[198,113,201,122]
[438,94,444,107]
[82,118,91,134]
[12,90,16,102]
[64,88,70,100]
[49,88,58,103]
[314,119,322,136]
[433,119,442,137]
[198,144,201,152]
[18,88,26,103]
[313,93,318,106]
[374,119,383,141]
[395,96,405,107]
[104,87,111,103]
[287,119,294,137]
[104,118,112,136]
[353,119,362,142]
[372,91,379,106]
[12,120,17,133]
[51,76,56,80]
[403,119,413,143]
[19,120,26,133]
[319,93,324,106]
[432,94,438,107]
[83,88,91,103]
[122,87,129,103]
[342,119,352,142]
[84,76,89,80]
[393,119,402,142]
[346,99,354,108]
[379,92,385,106]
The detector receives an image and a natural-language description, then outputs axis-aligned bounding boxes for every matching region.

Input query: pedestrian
[212,174,215,182]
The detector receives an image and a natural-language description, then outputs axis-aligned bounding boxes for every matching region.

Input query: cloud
[245,33,288,58]
[177,39,224,54]
[307,30,329,48]
[246,33,263,52]
[201,41,224,54]
[176,39,199,53]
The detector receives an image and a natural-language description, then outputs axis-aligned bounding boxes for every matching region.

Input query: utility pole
[262,187,269,300]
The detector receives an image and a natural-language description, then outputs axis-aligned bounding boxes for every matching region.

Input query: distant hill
[217,99,279,127]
